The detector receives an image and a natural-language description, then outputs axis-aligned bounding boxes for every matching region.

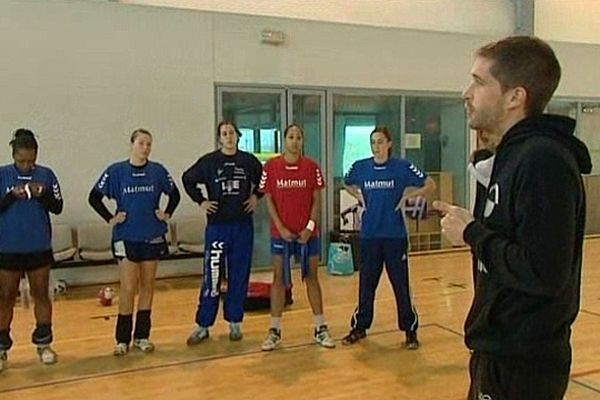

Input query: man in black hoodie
[434,36,591,400]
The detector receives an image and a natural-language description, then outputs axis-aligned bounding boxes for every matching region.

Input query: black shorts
[112,236,169,263]
[0,249,54,271]
[468,351,570,400]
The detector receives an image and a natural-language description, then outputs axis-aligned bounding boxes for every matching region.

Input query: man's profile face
[463,56,507,132]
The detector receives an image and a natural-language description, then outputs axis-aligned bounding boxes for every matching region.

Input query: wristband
[305,219,316,232]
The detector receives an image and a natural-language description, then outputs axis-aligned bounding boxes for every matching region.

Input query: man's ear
[506,86,527,112]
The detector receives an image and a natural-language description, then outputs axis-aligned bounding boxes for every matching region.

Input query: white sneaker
[261,328,282,351]
[113,342,129,356]
[37,345,57,364]
[314,325,336,348]
[0,351,7,372]
[133,338,155,353]
[229,323,243,341]
[186,326,209,346]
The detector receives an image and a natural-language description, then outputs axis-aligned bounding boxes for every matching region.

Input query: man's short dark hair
[477,36,561,116]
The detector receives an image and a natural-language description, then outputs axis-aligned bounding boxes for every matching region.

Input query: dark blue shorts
[0,249,54,271]
[270,237,320,257]
[112,236,168,262]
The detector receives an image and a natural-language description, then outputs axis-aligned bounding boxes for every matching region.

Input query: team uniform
[258,154,334,351]
[260,155,324,261]
[0,163,63,352]
[344,157,426,339]
[91,160,179,260]
[182,150,262,332]
[464,115,590,399]
[89,160,180,347]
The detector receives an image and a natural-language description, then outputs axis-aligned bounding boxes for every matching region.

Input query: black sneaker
[341,328,366,345]
[405,331,419,350]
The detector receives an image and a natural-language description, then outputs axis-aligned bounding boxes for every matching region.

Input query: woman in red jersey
[258,124,335,351]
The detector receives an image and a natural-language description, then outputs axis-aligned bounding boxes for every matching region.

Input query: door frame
[287,89,328,260]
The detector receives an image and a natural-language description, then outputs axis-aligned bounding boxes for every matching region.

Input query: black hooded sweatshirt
[463,114,592,361]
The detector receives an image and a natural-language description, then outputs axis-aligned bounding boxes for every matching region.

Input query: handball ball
[98,287,114,306]
[54,279,68,295]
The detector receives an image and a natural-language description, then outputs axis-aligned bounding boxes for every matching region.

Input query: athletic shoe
[313,325,336,348]
[261,328,282,351]
[341,328,366,345]
[405,331,420,350]
[133,338,155,353]
[37,345,57,364]
[186,326,209,346]
[113,342,129,356]
[229,323,243,341]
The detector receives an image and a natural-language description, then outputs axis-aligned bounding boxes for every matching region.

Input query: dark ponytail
[10,128,38,155]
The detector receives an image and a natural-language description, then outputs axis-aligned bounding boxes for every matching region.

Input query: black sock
[32,323,52,346]
[115,314,133,344]
[133,309,152,340]
[0,329,13,351]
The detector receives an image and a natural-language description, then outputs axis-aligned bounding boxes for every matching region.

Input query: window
[332,95,401,232]
[259,128,278,153]
[405,97,467,207]
[342,125,375,174]
[238,128,254,152]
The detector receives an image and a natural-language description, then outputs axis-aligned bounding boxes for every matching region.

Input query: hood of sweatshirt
[496,114,592,174]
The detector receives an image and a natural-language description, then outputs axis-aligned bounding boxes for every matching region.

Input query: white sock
[314,314,326,328]
[270,317,282,331]
[230,322,241,329]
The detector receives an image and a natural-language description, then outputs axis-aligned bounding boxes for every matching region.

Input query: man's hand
[433,200,475,246]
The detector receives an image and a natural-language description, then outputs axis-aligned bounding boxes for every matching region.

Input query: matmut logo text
[276,179,307,189]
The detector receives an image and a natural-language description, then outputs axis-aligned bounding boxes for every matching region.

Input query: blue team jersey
[344,157,427,239]
[0,164,63,253]
[95,160,176,242]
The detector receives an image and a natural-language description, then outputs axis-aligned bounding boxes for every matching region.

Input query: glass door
[217,87,285,268]
[329,94,402,233]
[288,89,327,258]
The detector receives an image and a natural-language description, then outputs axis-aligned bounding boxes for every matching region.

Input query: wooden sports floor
[1,239,600,400]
